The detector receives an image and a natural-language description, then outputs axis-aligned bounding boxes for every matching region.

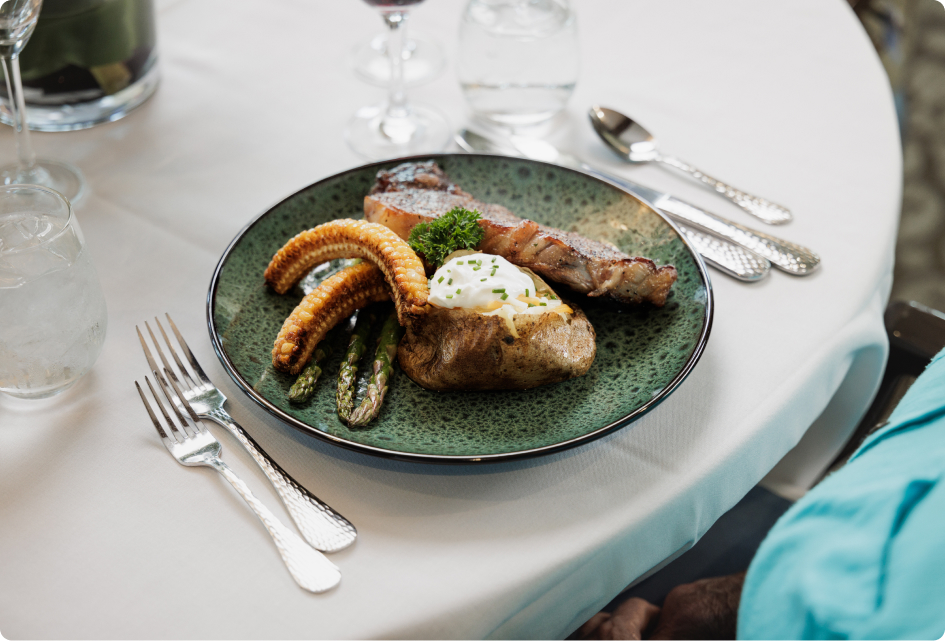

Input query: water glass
[0,185,107,399]
[458,0,579,128]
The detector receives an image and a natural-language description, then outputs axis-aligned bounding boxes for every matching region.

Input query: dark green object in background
[208,154,713,463]
[12,0,156,99]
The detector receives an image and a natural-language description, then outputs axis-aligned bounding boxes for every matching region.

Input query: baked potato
[397,251,596,391]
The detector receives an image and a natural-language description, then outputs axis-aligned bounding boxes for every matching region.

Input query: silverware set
[456,105,821,283]
[135,314,355,593]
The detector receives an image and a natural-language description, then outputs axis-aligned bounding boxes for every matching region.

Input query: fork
[136,314,357,553]
[135,375,341,593]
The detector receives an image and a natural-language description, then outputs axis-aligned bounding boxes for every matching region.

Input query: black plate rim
[206,153,714,464]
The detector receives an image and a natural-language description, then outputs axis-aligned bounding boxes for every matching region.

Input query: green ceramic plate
[207,154,712,463]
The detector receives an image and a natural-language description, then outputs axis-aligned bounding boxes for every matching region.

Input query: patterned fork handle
[202,407,358,553]
[208,457,342,593]
[658,154,793,225]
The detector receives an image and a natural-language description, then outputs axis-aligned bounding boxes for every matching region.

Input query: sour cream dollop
[427,253,564,316]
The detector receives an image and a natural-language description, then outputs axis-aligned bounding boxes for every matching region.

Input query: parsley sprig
[408,207,485,267]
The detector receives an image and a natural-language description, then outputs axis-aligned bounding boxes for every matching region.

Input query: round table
[0,0,901,638]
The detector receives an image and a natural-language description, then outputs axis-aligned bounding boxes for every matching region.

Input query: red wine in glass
[363,0,424,7]
[353,0,442,87]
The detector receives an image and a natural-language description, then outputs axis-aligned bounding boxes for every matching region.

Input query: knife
[458,129,820,277]
[455,130,768,282]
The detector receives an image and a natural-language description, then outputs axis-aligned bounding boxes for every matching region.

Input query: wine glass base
[345,102,450,160]
[0,159,88,208]
[351,32,445,87]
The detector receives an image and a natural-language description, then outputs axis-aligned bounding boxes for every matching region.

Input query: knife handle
[578,165,770,281]
[581,164,818,277]
[653,195,820,276]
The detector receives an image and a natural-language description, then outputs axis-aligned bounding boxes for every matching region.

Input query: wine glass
[0,0,86,205]
[350,23,444,87]
[345,0,449,160]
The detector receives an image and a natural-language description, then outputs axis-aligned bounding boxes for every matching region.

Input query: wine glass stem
[1,54,36,173]
[384,12,408,121]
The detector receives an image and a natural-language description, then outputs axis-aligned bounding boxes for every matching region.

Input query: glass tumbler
[458,0,579,128]
[0,185,107,399]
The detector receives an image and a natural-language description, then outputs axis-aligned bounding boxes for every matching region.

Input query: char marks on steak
[365,161,678,306]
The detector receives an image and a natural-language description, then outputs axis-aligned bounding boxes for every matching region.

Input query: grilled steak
[364,161,677,306]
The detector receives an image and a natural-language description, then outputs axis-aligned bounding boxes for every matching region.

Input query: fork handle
[209,458,341,593]
[206,408,357,553]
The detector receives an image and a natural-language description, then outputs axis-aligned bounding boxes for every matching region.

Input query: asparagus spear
[287,341,332,403]
[336,307,378,421]
[348,310,404,427]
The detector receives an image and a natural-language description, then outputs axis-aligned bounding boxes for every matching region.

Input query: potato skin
[397,302,596,391]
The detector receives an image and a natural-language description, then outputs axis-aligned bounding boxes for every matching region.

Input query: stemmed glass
[350,24,444,87]
[0,0,86,205]
[345,0,449,160]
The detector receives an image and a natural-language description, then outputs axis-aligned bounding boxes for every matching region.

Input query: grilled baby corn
[264,219,428,326]
[272,262,390,374]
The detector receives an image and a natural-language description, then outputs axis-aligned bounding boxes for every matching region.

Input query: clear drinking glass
[0,0,87,205]
[0,184,107,399]
[345,0,449,160]
[458,0,579,129]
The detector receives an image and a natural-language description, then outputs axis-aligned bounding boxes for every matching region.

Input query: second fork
[137,315,357,553]
[136,376,341,593]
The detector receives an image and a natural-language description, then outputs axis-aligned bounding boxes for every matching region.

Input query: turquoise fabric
[738,349,945,640]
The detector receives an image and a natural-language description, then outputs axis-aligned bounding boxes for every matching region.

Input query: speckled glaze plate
[207,154,712,463]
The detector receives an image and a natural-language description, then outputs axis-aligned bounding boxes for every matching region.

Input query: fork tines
[136,314,203,421]
[136,375,202,444]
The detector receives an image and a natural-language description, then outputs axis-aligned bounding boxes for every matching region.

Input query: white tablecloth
[0,1,901,638]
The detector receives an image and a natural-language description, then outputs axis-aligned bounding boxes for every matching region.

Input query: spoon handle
[657,154,793,225]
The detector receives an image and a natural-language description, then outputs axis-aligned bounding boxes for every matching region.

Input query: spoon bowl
[588,106,660,163]
[588,105,793,225]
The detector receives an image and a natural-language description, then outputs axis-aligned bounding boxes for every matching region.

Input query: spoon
[588,106,792,225]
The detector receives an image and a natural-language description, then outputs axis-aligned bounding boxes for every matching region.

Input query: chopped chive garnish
[540,302,547,306]
[446,294,453,299]
[481,278,487,282]
[473,266,481,271]
[525,289,530,297]
[501,293,509,300]
[447,278,453,285]
[437,276,444,283]
[492,288,505,293]
[491,257,497,263]
[528,303,535,308]
[456,288,462,294]
[457,260,464,265]
[549,294,558,300]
